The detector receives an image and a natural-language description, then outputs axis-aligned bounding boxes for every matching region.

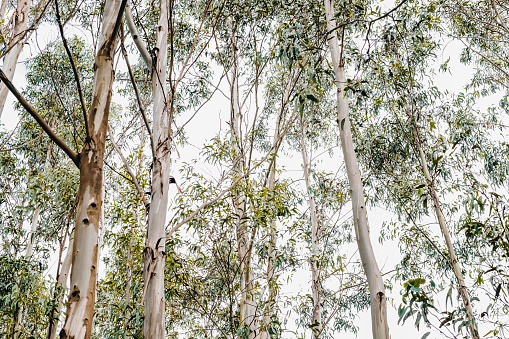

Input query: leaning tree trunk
[143,0,169,337]
[324,1,390,338]
[0,0,31,119]
[412,122,479,339]
[300,118,322,338]
[59,1,125,338]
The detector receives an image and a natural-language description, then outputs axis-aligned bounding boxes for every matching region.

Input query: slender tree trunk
[124,1,151,68]
[47,231,73,339]
[229,26,256,338]
[143,0,169,337]
[260,138,279,339]
[11,143,53,337]
[259,68,298,339]
[0,0,31,119]
[26,143,52,258]
[412,122,479,339]
[59,1,125,338]
[124,224,133,330]
[300,119,322,338]
[324,1,390,338]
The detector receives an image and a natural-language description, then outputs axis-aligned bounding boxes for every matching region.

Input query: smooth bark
[47,231,73,339]
[300,119,322,337]
[324,1,390,338]
[124,2,151,68]
[59,1,126,338]
[143,0,169,337]
[0,0,31,119]
[229,26,257,337]
[412,122,479,339]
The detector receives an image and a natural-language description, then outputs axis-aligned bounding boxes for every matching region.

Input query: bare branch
[120,36,156,157]
[124,2,151,68]
[108,126,149,213]
[0,69,79,166]
[54,0,90,139]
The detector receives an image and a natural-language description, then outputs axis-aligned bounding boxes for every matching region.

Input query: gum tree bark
[324,1,389,338]
[143,0,169,337]
[59,1,126,338]
[411,121,479,339]
[47,231,73,339]
[229,24,256,337]
[0,0,31,119]
[300,117,322,337]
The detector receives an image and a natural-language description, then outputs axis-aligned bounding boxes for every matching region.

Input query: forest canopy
[0,0,508,338]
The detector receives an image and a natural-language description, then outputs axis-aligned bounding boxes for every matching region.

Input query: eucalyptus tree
[442,0,509,89]
[121,0,219,334]
[349,1,490,337]
[0,0,127,337]
[0,32,92,337]
[0,0,36,118]
[323,1,390,337]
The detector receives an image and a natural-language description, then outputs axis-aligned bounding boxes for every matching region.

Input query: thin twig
[54,0,89,139]
[108,126,149,214]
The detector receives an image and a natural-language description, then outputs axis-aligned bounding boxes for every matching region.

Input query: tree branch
[124,1,151,68]
[54,0,90,139]
[120,35,156,158]
[0,70,79,166]
[108,126,149,214]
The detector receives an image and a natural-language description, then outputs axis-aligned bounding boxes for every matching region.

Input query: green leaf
[421,332,430,339]
[495,283,502,298]
[306,94,319,103]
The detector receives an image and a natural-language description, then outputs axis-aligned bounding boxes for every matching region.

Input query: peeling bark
[59,1,125,338]
[324,1,390,338]
[143,0,169,338]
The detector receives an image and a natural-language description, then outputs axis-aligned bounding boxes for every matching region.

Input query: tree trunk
[143,0,169,337]
[59,1,124,338]
[0,0,31,119]
[229,25,256,338]
[12,143,53,337]
[47,231,73,339]
[300,118,322,338]
[324,1,390,338]
[412,123,479,339]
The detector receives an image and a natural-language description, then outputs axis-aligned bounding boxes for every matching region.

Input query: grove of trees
[0,0,508,338]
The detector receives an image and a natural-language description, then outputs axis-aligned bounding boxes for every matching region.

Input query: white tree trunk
[229,26,257,338]
[47,231,74,339]
[0,0,31,119]
[324,1,390,338]
[59,1,124,338]
[412,124,479,339]
[300,119,322,338]
[26,143,52,258]
[143,0,169,337]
